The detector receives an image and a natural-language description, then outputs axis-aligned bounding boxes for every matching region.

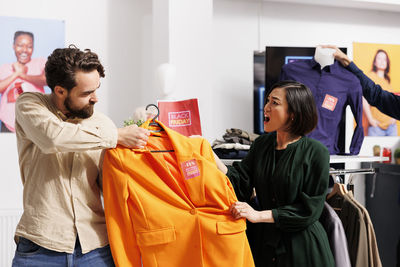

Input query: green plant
[123,118,144,127]
[394,148,400,159]
[394,148,400,164]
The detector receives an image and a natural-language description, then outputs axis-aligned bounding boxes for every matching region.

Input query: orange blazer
[102,119,254,267]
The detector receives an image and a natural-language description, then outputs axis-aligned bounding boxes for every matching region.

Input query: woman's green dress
[227,132,334,267]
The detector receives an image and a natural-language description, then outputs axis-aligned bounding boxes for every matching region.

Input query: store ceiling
[224,0,400,13]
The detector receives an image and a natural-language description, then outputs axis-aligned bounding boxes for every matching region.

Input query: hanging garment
[327,193,369,267]
[102,119,254,267]
[280,59,364,155]
[347,192,382,267]
[320,202,351,267]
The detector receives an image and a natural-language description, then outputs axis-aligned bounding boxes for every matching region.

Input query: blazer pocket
[136,227,176,247]
[216,220,246,235]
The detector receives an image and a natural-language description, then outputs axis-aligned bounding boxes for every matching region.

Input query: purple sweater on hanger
[280,59,364,155]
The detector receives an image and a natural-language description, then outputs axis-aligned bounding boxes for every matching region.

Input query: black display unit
[253,51,265,134]
[265,46,314,94]
[363,162,400,267]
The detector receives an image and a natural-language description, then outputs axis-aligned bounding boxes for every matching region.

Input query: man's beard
[64,96,94,119]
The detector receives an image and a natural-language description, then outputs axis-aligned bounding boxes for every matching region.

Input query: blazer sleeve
[199,138,216,162]
[226,141,257,202]
[272,143,330,232]
[103,148,142,267]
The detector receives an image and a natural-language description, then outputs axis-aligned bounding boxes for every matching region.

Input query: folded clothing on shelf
[212,128,259,159]
[213,148,248,159]
[223,128,259,145]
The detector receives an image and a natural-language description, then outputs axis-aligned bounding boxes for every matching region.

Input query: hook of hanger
[348,174,355,185]
[145,104,159,123]
[346,174,355,194]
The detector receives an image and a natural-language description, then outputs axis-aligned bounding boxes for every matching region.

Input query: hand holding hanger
[117,124,150,149]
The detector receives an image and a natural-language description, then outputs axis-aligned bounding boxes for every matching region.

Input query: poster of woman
[353,42,400,136]
[0,16,64,133]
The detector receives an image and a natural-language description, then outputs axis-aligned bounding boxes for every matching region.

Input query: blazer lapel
[140,119,206,207]
[153,120,206,207]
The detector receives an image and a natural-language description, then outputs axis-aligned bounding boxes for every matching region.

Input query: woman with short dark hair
[215,80,334,267]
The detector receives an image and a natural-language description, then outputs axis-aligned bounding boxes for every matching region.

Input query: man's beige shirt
[14,92,118,254]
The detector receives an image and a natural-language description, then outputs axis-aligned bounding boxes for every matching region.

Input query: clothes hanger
[145,104,164,132]
[326,173,346,200]
[326,183,345,200]
[145,104,174,153]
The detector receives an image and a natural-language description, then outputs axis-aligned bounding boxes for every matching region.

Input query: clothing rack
[328,160,386,198]
[222,156,387,196]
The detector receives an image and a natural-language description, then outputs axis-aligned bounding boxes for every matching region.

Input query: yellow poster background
[353,42,400,136]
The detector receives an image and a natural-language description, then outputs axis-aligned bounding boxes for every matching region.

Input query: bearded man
[12,45,149,266]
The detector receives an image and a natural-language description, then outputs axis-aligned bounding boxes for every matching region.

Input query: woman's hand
[230,201,275,223]
[230,201,260,223]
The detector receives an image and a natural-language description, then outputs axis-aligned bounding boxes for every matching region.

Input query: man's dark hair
[45,44,105,92]
[14,31,34,44]
[268,80,318,136]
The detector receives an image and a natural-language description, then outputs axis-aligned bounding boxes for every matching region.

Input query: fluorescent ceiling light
[353,0,400,5]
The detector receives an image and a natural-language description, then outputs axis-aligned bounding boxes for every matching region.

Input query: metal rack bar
[329,168,376,176]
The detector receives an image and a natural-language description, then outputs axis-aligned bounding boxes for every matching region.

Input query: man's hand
[321,45,352,67]
[117,124,150,149]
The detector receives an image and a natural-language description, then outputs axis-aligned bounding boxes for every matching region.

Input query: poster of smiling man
[0,16,64,133]
[353,42,400,136]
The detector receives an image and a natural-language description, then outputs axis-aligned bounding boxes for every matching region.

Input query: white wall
[0,134,21,210]
[167,0,214,139]
[107,0,153,127]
